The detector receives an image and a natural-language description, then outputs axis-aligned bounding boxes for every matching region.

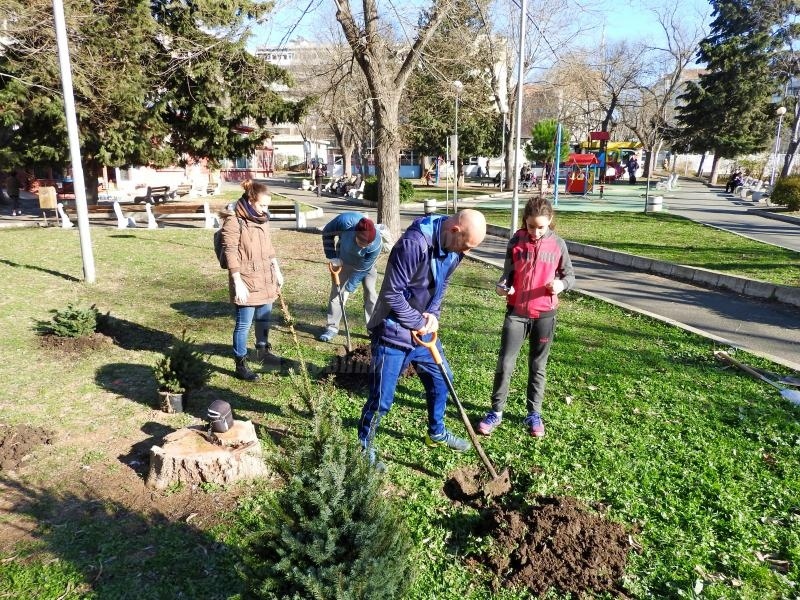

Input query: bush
[770,176,800,211]
[362,176,415,204]
[154,332,211,393]
[241,405,414,599]
[40,303,100,338]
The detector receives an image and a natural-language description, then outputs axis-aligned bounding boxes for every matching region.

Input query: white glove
[330,258,343,268]
[234,278,250,304]
[272,258,284,288]
[547,279,565,295]
[419,312,439,334]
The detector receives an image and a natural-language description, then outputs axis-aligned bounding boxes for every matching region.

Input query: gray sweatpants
[491,312,556,415]
[326,263,378,329]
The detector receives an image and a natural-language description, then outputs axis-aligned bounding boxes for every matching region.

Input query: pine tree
[241,406,414,600]
[675,0,784,182]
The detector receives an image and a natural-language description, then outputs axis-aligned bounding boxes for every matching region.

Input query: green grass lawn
[480,210,800,287]
[0,227,798,598]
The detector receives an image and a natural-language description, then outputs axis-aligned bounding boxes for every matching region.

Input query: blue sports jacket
[367,214,462,349]
[321,211,382,293]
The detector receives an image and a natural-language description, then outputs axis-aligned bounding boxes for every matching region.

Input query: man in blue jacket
[358,209,487,466]
[319,212,383,342]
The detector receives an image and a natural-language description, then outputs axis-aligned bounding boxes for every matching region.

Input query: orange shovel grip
[328,262,341,286]
[411,330,442,365]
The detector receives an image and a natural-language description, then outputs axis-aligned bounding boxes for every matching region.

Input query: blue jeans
[233,304,272,358]
[357,335,454,445]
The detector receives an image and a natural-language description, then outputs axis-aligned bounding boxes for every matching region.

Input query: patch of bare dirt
[38,332,113,353]
[0,424,54,471]
[473,495,632,597]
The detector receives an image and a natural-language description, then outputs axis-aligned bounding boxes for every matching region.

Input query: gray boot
[234,355,258,381]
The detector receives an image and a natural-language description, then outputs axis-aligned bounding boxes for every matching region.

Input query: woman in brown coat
[221,180,283,380]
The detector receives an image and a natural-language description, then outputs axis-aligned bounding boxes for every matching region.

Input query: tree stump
[146,420,268,490]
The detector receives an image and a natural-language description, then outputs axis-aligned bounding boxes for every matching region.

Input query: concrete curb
[485,223,800,309]
[749,207,800,226]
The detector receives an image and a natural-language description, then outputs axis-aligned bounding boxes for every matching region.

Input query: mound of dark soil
[39,332,112,353]
[328,343,417,392]
[0,424,54,471]
[478,496,631,597]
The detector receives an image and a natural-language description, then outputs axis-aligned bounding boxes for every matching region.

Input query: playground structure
[565,153,599,195]
[579,140,644,182]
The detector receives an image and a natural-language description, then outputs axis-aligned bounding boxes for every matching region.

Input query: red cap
[355,217,376,244]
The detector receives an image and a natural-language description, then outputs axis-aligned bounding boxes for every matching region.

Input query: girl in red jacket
[478,196,575,438]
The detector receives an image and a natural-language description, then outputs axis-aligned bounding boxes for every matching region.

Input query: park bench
[57,201,143,229]
[269,202,306,228]
[56,181,76,202]
[143,201,219,229]
[466,176,498,187]
[133,185,175,204]
[655,173,679,191]
[175,183,192,198]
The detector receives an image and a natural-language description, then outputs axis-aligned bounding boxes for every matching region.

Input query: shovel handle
[411,330,442,364]
[328,262,341,287]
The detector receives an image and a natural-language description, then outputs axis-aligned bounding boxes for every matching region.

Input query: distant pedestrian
[477,196,575,439]
[5,172,20,216]
[314,165,324,197]
[626,156,639,185]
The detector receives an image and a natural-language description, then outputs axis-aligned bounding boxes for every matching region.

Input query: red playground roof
[567,153,600,166]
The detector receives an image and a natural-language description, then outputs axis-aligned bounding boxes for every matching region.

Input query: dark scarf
[235,195,268,224]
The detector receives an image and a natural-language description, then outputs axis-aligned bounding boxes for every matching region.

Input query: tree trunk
[342,142,355,178]
[84,162,101,205]
[709,153,722,184]
[374,98,402,239]
[781,105,800,178]
[695,152,706,178]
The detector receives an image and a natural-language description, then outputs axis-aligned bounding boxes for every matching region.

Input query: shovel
[328,262,352,353]
[412,330,511,498]
[714,350,800,406]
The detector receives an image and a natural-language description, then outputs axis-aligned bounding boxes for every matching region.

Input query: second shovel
[328,262,352,353]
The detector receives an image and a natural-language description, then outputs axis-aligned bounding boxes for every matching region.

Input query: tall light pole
[452,80,463,212]
[770,106,787,187]
[500,106,508,190]
[369,119,375,176]
[510,0,527,234]
[53,0,96,283]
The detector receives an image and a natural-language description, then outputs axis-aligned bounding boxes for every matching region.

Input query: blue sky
[247,0,712,56]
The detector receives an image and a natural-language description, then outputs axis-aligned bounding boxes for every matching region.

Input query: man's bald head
[441,209,487,253]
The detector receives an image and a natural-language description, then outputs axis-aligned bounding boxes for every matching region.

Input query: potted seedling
[154,332,211,413]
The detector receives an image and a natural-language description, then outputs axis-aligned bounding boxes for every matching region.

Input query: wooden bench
[57,201,143,229]
[268,202,306,228]
[133,185,175,204]
[144,201,219,229]
[466,176,498,187]
[175,183,192,198]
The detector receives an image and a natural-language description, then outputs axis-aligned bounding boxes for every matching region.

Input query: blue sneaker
[524,412,545,438]
[318,327,338,342]
[477,411,502,436]
[425,430,470,452]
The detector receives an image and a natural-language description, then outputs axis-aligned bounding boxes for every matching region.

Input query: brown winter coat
[222,214,279,306]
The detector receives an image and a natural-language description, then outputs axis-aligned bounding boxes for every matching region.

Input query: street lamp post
[770,106,787,187]
[369,119,375,176]
[452,80,463,212]
[500,108,508,190]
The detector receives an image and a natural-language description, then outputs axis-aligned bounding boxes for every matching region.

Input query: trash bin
[424,198,437,214]
[645,195,663,213]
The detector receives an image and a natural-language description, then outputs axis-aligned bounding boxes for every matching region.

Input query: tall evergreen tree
[675,0,783,182]
[0,0,305,198]
[403,0,501,175]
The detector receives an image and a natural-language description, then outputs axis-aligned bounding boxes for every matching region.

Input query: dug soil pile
[329,343,416,392]
[478,495,631,596]
[0,424,54,471]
